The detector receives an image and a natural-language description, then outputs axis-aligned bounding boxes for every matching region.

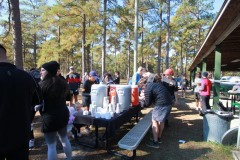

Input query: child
[71,102,83,138]
[68,102,82,138]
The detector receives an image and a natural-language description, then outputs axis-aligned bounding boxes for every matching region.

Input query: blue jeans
[201,95,211,111]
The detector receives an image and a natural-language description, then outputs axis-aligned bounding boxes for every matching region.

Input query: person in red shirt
[199,72,212,111]
[66,66,81,106]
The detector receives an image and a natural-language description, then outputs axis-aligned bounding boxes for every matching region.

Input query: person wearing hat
[66,66,81,106]
[78,70,99,134]
[144,73,173,148]
[199,71,212,111]
[161,68,179,127]
[81,70,99,110]
[39,61,72,160]
[162,68,179,106]
[0,44,42,160]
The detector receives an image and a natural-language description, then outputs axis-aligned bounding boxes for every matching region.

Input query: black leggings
[201,95,211,111]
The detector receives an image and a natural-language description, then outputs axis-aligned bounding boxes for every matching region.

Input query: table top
[228,91,240,95]
[73,106,140,138]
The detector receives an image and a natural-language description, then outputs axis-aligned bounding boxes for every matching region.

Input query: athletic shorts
[152,105,172,122]
[194,92,200,100]
[70,89,79,96]
[82,96,91,108]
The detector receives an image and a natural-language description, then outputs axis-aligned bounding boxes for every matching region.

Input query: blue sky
[213,0,224,13]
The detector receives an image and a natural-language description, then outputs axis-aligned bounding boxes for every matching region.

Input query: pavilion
[188,0,240,108]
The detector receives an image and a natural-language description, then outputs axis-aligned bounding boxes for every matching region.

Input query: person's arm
[30,76,43,106]
[81,81,91,97]
[174,91,178,103]
[131,73,137,85]
[199,80,205,91]
[174,80,179,105]
[76,73,81,88]
[144,84,152,107]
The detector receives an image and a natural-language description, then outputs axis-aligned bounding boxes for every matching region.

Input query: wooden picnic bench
[108,110,152,159]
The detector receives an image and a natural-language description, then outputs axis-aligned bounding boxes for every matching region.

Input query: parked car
[229,76,240,83]
[220,76,240,94]
[220,76,231,82]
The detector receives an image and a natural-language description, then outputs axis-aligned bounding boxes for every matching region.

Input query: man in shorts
[193,72,202,111]
[161,68,179,127]
[66,66,81,106]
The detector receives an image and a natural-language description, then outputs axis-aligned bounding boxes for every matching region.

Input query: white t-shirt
[194,77,202,93]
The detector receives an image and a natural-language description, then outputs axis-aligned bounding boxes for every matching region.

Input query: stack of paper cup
[116,103,121,114]
[103,97,109,109]
[111,96,116,113]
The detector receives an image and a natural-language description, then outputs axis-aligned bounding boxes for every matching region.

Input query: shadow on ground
[29,91,214,160]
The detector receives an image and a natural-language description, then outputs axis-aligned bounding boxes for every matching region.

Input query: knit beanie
[42,61,60,76]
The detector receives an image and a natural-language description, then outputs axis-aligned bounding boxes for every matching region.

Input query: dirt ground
[29,90,234,160]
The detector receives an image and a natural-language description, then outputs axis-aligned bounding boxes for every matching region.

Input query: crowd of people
[0,42,215,159]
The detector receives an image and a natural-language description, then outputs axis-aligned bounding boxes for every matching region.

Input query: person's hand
[34,104,42,111]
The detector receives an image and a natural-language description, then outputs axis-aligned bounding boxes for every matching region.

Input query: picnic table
[228,91,240,114]
[73,105,140,148]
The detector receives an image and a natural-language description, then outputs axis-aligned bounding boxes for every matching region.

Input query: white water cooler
[116,85,131,111]
[91,84,108,108]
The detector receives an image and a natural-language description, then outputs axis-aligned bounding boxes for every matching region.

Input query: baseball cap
[89,70,98,79]
[70,66,74,70]
[164,68,174,75]
[202,72,208,77]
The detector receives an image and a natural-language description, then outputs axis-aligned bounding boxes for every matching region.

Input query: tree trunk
[86,43,91,72]
[10,0,23,69]
[133,0,138,73]
[180,42,183,75]
[102,0,107,77]
[86,22,91,73]
[165,0,170,69]
[114,44,117,70]
[82,13,86,78]
[157,36,162,74]
[33,33,37,68]
[127,31,131,79]
[157,1,163,74]
[141,15,144,66]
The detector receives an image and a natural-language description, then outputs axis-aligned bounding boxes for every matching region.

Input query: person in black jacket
[39,61,72,160]
[0,44,42,160]
[113,71,120,84]
[28,68,41,149]
[144,73,173,149]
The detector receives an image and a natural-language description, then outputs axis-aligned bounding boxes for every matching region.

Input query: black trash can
[203,111,234,143]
